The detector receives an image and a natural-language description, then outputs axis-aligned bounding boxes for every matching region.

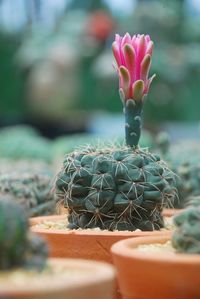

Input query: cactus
[0,125,52,163]
[176,163,200,207]
[0,158,53,176]
[0,173,55,217]
[156,134,200,208]
[184,195,200,208]
[55,33,177,231]
[0,198,48,270]
[172,207,200,254]
[56,145,177,231]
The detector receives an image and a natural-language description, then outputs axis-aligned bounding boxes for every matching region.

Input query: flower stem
[124,99,143,148]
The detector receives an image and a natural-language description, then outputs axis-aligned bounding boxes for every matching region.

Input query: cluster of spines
[56,146,177,231]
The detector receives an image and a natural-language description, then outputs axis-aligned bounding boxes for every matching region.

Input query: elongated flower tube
[112,33,155,147]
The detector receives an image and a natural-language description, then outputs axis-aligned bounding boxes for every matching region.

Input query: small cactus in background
[0,173,55,217]
[184,195,200,208]
[0,158,53,176]
[55,33,177,231]
[156,135,200,208]
[0,125,52,163]
[172,207,200,254]
[0,198,48,270]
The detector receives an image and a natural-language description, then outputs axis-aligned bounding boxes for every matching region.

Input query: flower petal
[132,80,144,100]
[119,66,130,98]
[141,54,151,83]
[145,74,156,93]
[115,34,122,44]
[112,41,121,67]
[122,32,131,47]
[123,44,136,82]
[146,41,154,56]
[138,35,146,58]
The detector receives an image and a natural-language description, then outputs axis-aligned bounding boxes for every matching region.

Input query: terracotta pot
[111,235,200,299]
[162,208,184,217]
[0,258,115,299]
[30,215,171,263]
[30,215,171,299]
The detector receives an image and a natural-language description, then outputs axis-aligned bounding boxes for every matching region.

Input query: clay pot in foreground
[0,258,115,299]
[30,215,171,263]
[30,215,171,299]
[111,236,200,299]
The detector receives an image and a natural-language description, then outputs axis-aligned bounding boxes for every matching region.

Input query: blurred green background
[0,0,200,139]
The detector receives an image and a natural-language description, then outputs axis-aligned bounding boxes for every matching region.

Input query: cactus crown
[0,198,48,270]
[172,207,200,254]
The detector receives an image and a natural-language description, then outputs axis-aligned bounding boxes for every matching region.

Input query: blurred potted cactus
[111,206,200,299]
[0,172,56,217]
[0,125,53,163]
[31,32,176,259]
[0,198,115,299]
[156,134,200,212]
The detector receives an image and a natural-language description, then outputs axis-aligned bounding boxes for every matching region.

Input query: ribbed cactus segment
[0,198,48,270]
[56,146,177,231]
[172,207,200,254]
[0,173,55,216]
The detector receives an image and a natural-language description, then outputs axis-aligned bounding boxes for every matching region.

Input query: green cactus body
[124,99,143,148]
[56,146,177,231]
[0,173,55,217]
[0,199,28,269]
[175,163,200,208]
[172,207,200,254]
[0,198,48,270]
[0,125,52,162]
[156,137,200,208]
[184,195,200,208]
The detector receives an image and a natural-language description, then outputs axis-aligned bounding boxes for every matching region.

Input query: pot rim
[111,236,200,264]
[30,215,171,237]
[0,258,115,295]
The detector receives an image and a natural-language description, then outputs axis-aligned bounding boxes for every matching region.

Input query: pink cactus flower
[112,33,155,101]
